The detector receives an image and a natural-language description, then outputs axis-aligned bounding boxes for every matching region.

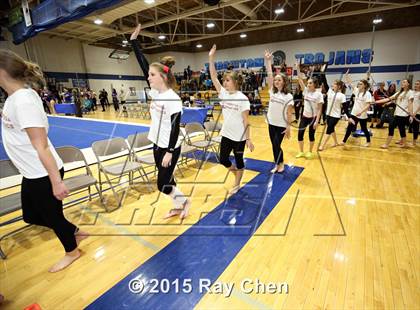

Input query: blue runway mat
[0,117,149,160]
[87,153,303,310]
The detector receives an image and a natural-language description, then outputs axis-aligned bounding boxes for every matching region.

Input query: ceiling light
[196,44,203,48]
[274,8,284,14]
[144,0,155,4]
[240,33,247,38]
[373,18,382,24]
[158,35,166,40]
[297,27,304,33]
[94,18,103,25]
[206,22,215,29]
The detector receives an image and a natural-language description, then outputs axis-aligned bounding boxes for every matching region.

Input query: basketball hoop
[109,49,130,62]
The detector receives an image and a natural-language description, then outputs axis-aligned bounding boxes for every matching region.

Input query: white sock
[169,187,187,209]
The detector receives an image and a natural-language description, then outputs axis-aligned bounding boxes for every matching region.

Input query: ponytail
[0,49,45,88]
[150,56,176,88]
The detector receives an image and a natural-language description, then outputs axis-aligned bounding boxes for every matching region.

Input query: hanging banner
[21,0,32,27]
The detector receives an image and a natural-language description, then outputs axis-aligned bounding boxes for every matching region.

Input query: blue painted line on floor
[86,154,303,310]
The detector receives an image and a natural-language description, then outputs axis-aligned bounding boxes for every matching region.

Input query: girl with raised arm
[264,50,293,173]
[294,62,324,159]
[208,44,254,194]
[341,73,372,147]
[131,25,191,219]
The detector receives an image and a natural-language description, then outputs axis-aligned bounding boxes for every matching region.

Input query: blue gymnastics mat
[0,116,149,160]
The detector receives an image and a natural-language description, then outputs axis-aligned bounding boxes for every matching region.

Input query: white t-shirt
[148,89,183,148]
[267,90,294,127]
[303,87,324,118]
[351,88,372,119]
[326,89,346,118]
[391,90,414,117]
[1,88,63,179]
[219,87,250,141]
[413,91,420,115]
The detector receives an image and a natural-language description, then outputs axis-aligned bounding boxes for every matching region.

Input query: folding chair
[127,132,155,188]
[56,146,108,211]
[91,137,144,208]
[184,122,219,163]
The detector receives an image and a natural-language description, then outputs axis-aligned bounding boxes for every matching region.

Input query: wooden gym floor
[0,108,418,309]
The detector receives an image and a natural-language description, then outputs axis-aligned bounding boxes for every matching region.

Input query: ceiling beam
[142,2,420,50]
[225,0,268,33]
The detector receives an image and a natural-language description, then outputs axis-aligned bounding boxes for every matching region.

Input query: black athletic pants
[153,145,181,195]
[326,116,340,135]
[219,136,246,170]
[343,115,370,143]
[298,116,317,142]
[388,115,409,138]
[413,114,420,140]
[268,124,286,164]
[21,168,78,253]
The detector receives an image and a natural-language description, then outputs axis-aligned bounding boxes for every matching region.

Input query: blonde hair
[150,56,176,88]
[0,49,45,88]
[222,70,243,90]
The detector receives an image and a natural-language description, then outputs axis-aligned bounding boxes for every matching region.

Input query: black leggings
[298,116,316,142]
[268,124,286,164]
[153,145,181,195]
[21,168,78,253]
[343,115,370,143]
[326,116,340,135]
[220,136,246,170]
[388,115,409,138]
[413,114,420,140]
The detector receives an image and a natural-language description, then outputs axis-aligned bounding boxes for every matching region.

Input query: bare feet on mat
[49,250,81,273]
[229,185,240,195]
[277,164,285,173]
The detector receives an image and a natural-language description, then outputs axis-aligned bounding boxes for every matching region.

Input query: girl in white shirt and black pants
[319,80,347,151]
[374,79,414,149]
[209,45,254,194]
[295,63,324,159]
[0,49,87,273]
[342,75,372,147]
[264,50,293,173]
[131,25,191,219]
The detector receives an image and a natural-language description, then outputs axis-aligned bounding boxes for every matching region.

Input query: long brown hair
[150,56,176,88]
[335,80,346,93]
[0,49,45,88]
[272,73,289,94]
[394,79,411,101]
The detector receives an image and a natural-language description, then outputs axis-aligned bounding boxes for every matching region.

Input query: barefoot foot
[180,199,191,219]
[49,250,81,273]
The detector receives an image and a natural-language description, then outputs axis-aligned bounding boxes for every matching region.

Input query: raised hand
[209,44,217,59]
[264,49,273,60]
[130,24,141,41]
